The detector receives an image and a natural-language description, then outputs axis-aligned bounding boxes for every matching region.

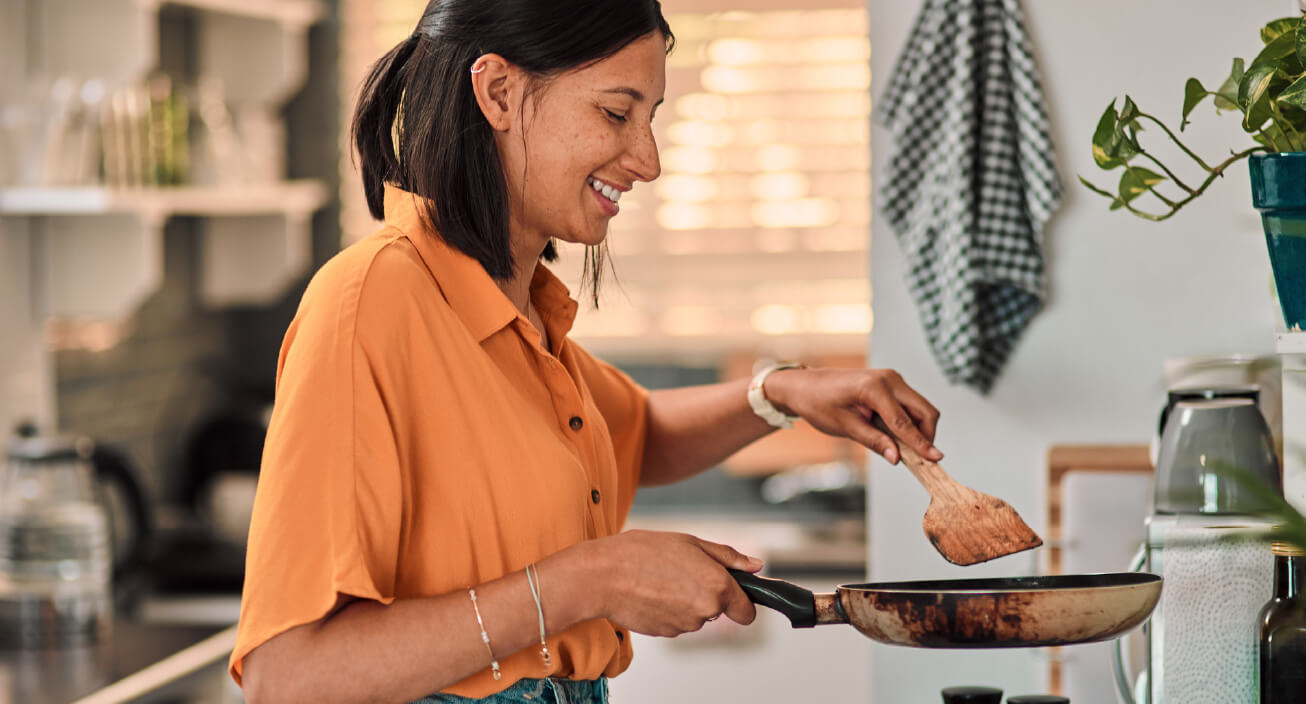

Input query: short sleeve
[569,347,649,520]
[229,247,405,684]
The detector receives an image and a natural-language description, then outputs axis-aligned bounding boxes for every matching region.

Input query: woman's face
[495,33,666,253]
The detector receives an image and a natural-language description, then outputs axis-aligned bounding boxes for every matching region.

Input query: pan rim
[837,571,1161,594]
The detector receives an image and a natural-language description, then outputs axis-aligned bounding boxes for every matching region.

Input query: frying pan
[728,570,1162,648]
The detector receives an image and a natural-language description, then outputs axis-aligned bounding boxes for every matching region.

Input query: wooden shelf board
[0,181,329,219]
[152,0,325,26]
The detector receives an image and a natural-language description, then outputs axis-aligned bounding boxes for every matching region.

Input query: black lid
[1007,696,1070,704]
[6,422,92,463]
[941,686,1003,704]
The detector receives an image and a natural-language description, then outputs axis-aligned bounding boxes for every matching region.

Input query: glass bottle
[1259,539,1306,702]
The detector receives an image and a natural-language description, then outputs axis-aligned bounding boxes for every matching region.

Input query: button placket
[533,348,609,532]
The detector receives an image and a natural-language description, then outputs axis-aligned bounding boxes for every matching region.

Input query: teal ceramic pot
[1250,152,1306,330]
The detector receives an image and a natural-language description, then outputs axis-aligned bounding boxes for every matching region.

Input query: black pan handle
[728,569,817,628]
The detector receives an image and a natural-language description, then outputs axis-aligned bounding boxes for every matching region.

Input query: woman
[231,1,943,702]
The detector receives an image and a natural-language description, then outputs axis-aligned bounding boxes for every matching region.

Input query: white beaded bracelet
[467,588,501,680]
[524,564,551,668]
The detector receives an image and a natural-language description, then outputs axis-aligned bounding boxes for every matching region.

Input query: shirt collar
[382,185,579,344]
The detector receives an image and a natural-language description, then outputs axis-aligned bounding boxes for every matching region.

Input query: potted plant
[1080,12,1306,330]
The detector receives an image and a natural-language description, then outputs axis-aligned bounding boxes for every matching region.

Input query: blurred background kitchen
[1,0,1305,702]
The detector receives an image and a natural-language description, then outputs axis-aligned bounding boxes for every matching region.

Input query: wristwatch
[748,362,804,429]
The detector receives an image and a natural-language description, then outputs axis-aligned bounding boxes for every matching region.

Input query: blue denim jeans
[413,678,609,704]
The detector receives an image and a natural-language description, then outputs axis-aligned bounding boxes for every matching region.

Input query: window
[339,0,870,361]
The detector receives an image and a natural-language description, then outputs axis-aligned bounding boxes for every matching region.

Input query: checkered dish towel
[876,0,1062,394]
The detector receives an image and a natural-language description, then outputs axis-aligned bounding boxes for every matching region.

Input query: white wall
[867,0,1292,700]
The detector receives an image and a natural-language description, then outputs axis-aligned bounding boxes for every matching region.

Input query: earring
[470,64,487,74]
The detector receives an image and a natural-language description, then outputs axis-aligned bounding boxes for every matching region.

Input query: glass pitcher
[0,427,113,647]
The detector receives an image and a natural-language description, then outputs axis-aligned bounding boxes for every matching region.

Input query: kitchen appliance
[1153,398,1280,513]
[0,425,149,647]
[729,570,1161,647]
[1114,397,1282,704]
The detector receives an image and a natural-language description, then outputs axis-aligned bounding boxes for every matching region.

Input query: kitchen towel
[1159,521,1273,704]
[876,0,1062,394]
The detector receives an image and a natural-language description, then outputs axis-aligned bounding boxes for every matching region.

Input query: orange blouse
[229,186,650,698]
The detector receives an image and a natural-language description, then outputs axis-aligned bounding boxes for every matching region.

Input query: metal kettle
[0,424,149,647]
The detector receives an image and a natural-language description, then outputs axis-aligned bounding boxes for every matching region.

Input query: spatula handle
[871,416,952,495]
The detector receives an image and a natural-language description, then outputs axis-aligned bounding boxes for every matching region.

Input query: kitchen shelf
[0,181,328,221]
[1275,329,1306,355]
[151,0,325,26]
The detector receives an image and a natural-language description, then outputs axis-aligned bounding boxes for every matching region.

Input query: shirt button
[569,416,584,431]
[591,488,601,504]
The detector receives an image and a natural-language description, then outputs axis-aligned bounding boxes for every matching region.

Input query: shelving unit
[153,0,325,27]
[0,181,328,219]
[0,0,330,434]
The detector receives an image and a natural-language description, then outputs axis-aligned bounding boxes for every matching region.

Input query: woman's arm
[639,366,942,487]
[240,531,761,704]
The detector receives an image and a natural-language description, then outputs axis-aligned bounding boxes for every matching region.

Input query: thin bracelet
[467,588,501,680]
[524,564,551,667]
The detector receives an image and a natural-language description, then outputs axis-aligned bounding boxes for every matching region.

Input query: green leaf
[1182,78,1209,129]
[1213,460,1306,553]
[1298,16,1306,68]
[1278,73,1306,112]
[1077,174,1127,210]
[1119,95,1142,124]
[1261,17,1301,45]
[1117,166,1166,205]
[1241,62,1280,131]
[1252,29,1303,77]
[1214,58,1246,110]
[1091,101,1141,169]
[1258,120,1291,151]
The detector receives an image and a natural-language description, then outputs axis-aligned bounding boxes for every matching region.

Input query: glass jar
[1260,539,1306,703]
[0,430,113,647]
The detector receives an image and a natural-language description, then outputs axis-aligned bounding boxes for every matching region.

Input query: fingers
[722,583,757,625]
[692,538,760,625]
[695,537,764,573]
[860,372,942,462]
[846,408,903,464]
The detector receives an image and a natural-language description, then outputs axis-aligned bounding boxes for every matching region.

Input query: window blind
[339,0,870,362]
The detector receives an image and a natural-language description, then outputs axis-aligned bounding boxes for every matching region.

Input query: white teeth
[589,177,621,204]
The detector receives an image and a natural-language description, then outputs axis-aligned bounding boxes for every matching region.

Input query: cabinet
[0,0,329,432]
[1275,330,1306,514]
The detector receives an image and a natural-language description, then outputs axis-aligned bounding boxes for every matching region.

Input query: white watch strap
[748,362,802,429]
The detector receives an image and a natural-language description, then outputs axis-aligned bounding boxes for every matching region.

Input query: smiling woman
[231,2,944,704]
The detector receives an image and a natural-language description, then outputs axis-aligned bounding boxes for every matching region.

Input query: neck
[498,218,550,314]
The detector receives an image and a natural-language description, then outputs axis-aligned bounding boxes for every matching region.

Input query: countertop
[0,620,235,704]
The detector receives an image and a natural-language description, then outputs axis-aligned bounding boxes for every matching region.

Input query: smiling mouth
[589,177,621,204]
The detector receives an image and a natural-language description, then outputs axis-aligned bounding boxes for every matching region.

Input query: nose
[623,120,661,183]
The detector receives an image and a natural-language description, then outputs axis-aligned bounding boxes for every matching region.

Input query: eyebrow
[603,87,664,107]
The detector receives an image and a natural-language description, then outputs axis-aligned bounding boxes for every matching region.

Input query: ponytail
[352,35,421,221]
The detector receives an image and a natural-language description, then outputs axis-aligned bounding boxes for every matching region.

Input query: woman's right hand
[580,529,762,636]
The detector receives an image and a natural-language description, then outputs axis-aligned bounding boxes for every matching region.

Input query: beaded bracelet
[524,564,551,668]
[467,588,501,680]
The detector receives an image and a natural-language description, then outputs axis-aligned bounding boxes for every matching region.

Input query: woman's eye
[603,109,628,123]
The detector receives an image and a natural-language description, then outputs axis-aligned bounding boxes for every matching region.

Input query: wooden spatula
[875,418,1042,565]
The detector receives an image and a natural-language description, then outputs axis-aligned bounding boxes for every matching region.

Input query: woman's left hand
[762,367,942,465]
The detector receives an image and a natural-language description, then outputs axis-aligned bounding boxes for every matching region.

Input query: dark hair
[352,0,674,302]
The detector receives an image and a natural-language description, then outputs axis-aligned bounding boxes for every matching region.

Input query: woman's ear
[470,54,517,132]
